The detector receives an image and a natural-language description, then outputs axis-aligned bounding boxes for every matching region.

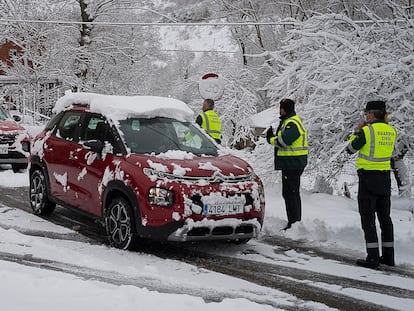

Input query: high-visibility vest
[200,110,221,141]
[357,123,397,170]
[276,115,308,157]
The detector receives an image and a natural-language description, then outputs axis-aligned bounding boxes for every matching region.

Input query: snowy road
[1,184,413,311]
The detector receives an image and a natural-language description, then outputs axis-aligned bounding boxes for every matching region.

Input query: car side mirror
[83,140,104,154]
[12,115,21,122]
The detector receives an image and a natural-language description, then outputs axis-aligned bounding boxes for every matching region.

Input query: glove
[266,126,275,144]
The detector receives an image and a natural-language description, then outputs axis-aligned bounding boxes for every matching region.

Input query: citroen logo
[211,171,225,183]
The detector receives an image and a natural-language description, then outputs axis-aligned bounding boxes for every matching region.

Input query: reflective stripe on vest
[277,115,308,157]
[356,123,397,170]
[201,110,221,140]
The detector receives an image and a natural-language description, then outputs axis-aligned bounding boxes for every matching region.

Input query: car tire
[105,196,137,250]
[12,163,28,173]
[30,169,56,215]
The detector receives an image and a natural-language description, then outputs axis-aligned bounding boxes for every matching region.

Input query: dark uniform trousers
[357,170,394,263]
[282,169,304,224]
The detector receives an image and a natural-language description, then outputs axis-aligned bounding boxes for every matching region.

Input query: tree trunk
[75,0,95,91]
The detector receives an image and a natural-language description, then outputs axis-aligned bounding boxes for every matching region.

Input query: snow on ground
[263,182,414,266]
[0,167,413,310]
[1,260,273,311]
[0,169,29,187]
[0,225,281,311]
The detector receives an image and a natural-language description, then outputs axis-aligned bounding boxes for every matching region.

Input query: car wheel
[12,163,28,173]
[105,196,137,250]
[30,169,56,215]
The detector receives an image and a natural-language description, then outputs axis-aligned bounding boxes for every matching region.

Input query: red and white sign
[198,73,224,100]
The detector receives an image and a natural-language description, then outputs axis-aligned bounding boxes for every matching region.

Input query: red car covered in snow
[0,105,30,172]
[29,92,265,249]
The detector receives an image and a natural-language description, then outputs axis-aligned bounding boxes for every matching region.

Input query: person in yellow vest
[266,98,308,230]
[196,98,222,144]
[346,100,397,269]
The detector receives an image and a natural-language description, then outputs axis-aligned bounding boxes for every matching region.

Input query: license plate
[0,144,8,154]
[203,203,244,216]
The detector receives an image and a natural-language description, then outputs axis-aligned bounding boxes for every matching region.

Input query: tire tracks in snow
[145,243,412,311]
[259,235,414,278]
[0,250,304,311]
[1,185,413,311]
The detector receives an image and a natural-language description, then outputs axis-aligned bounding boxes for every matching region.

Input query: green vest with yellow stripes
[356,123,397,170]
[276,115,309,157]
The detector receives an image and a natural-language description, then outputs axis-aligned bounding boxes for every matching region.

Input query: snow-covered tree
[0,0,168,98]
[260,7,413,194]
[218,68,259,147]
[0,0,68,115]
[67,0,162,92]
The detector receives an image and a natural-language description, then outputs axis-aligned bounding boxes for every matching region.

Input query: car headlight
[148,187,174,207]
[258,183,265,204]
[252,173,265,204]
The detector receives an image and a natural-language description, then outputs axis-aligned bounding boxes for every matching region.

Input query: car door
[69,113,122,216]
[44,110,83,204]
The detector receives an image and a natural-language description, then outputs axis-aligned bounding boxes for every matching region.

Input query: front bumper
[167,218,262,242]
[0,151,28,164]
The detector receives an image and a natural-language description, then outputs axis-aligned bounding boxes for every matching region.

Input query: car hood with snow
[0,120,26,134]
[126,153,253,180]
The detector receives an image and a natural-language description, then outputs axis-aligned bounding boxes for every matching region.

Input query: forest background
[0,0,413,198]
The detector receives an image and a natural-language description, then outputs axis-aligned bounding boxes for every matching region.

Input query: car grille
[143,168,253,184]
[167,218,262,242]
[196,172,253,183]
[187,223,254,237]
[0,134,16,146]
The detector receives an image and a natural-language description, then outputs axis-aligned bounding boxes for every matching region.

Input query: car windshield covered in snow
[119,117,218,156]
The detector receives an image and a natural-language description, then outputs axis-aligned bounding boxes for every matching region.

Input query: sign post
[198,73,224,101]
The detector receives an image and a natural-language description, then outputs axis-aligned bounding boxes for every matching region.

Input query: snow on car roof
[53,91,194,122]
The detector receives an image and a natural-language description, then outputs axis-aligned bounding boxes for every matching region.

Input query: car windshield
[118,117,218,156]
[0,107,9,121]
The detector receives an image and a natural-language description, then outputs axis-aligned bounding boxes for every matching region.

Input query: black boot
[380,247,395,266]
[356,257,380,269]
[282,222,292,231]
[282,220,296,231]
[356,248,379,269]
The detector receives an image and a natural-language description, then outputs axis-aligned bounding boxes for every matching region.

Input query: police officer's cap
[365,100,386,112]
[280,98,295,114]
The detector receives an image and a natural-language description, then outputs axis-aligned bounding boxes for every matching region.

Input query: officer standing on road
[196,98,222,144]
[266,98,308,230]
[346,100,397,269]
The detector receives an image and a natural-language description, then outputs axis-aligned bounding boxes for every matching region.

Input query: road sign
[198,73,224,100]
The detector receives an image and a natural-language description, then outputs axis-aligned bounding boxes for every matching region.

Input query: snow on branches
[261,12,414,192]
